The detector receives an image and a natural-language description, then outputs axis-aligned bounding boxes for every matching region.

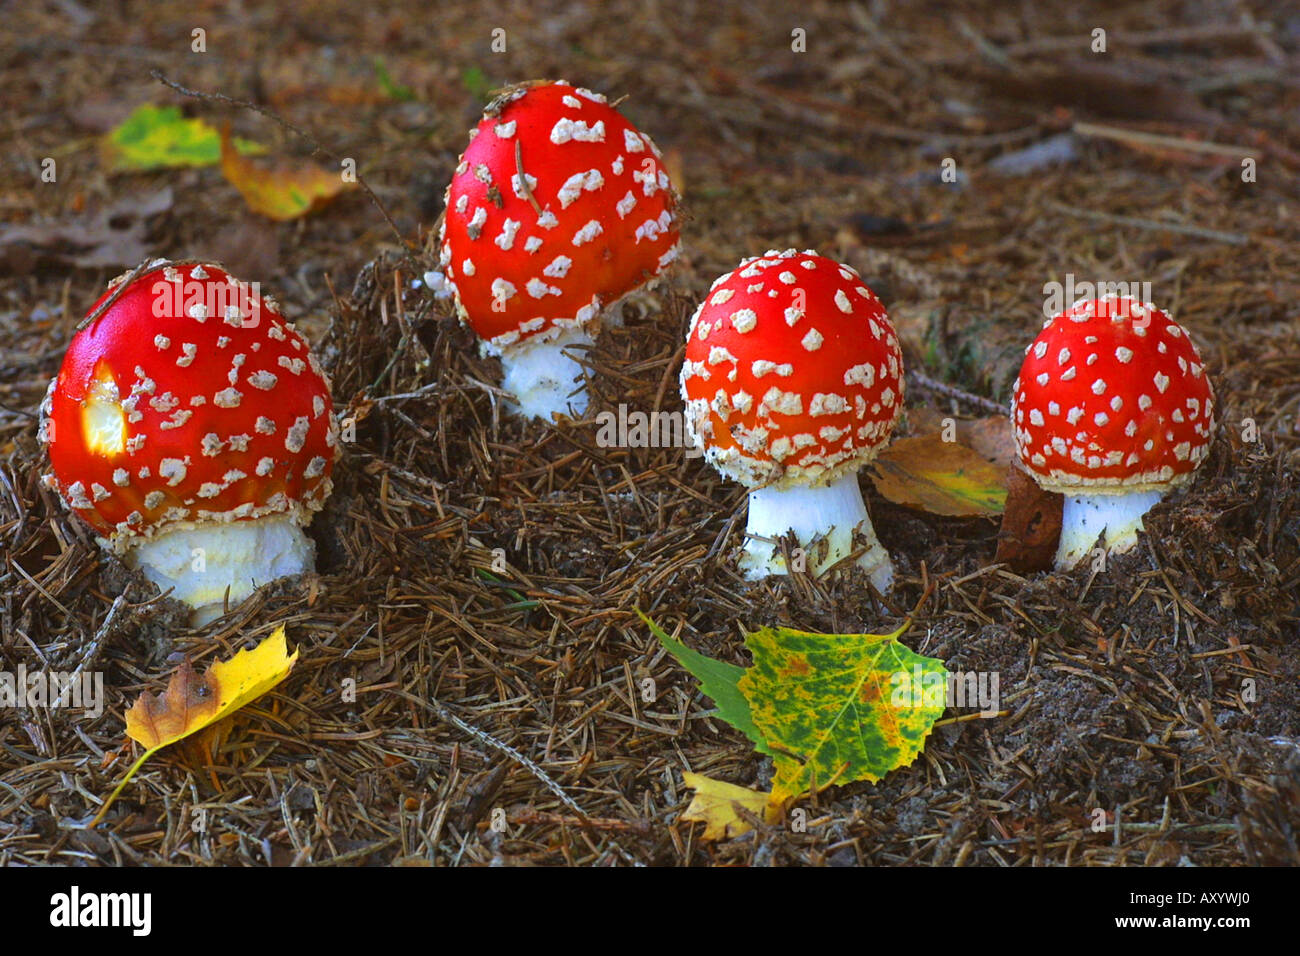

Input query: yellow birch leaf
[92,626,298,826]
[739,622,947,804]
[218,125,352,220]
[680,771,781,841]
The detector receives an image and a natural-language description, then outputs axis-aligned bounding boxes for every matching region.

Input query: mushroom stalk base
[1056,489,1164,571]
[740,473,893,591]
[124,513,316,625]
[498,327,593,422]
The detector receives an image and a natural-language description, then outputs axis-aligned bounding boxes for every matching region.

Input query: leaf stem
[88,746,158,828]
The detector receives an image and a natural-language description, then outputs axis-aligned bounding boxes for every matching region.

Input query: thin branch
[1004,23,1275,56]
[76,256,211,331]
[1072,121,1251,160]
[150,69,413,254]
[1043,200,1248,246]
[401,689,640,865]
[70,594,128,679]
[907,371,1006,416]
[514,139,542,216]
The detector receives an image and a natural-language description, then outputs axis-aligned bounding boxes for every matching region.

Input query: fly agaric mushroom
[1010,295,1214,570]
[39,261,340,623]
[437,80,680,421]
[680,250,903,589]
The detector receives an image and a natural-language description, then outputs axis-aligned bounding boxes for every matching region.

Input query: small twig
[1003,23,1275,56]
[956,17,1011,69]
[372,382,443,404]
[906,371,1006,416]
[150,69,413,254]
[934,710,1010,727]
[514,139,542,216]
[1072,121,1251,160]
[1116,822,1239,833]
[510,809,652,833]
[70,594,128,679]
[410,691,640,865]
[76,256,210,331]
[0,400,36,420]
[1043,200,1248,246]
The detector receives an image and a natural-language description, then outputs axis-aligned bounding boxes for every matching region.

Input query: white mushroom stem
[740,472,894,591]
[497,326,593,422]
[123,513,316,625]
[1056,489,1165,571]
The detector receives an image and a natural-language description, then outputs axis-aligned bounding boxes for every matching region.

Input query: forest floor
[1,0,1298,865]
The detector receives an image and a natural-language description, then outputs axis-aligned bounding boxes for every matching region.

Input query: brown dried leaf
[995,463,1062,572]
[0,188,172,275]
[125,659,222,749]
[963,416,1016,469]
[909,410,1016,469]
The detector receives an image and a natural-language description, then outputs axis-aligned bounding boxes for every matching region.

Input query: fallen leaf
[126,625,298,751]
[199,212,282,280]
[647,614,947,811]
[219,125,353,220]
[101,104,264,171]
[739,624,947,803]
[92,626,298,825]
[680,772,779,840]
[124,658,222,749]
[995,463,1062,572]
[662,147,685,197]
[963,416,1016,469]
[0,188,173,275]
[906,411,1016,469]
[871,434,1008,517]
[639,610,769,754]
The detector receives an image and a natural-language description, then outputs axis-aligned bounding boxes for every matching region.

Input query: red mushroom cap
[437,81,680,351]
[1011,296,1214,493]
[40,262,340,549]
[680,250,903,488]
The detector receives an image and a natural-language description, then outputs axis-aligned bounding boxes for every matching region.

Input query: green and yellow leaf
[640,609,768,754]
[738,623,947,803]
[101,104,264,171]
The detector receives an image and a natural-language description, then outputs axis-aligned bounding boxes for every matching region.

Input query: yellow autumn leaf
[219,124,352,220]
[91,627,298,826]
[680,771,781,841]
[870,434,1008,517]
